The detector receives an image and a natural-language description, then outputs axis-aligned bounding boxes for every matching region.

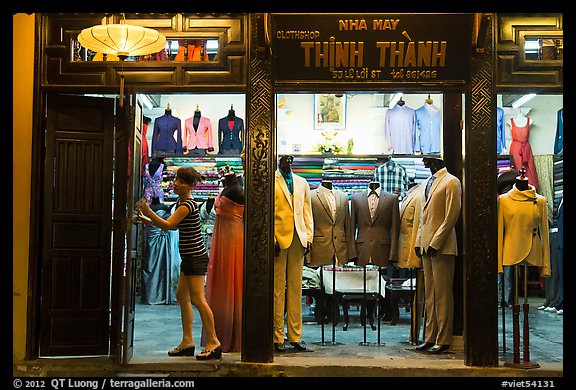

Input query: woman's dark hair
[176,166,206,187]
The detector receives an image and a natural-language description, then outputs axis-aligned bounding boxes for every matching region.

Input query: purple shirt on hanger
[384,103,416,155]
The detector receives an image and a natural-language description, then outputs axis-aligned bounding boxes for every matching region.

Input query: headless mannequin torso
[150,197,170,213]
[221,173,244,205]
[148,157,162,177]
[515,168,530,191]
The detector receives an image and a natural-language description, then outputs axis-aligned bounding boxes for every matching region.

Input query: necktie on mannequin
[425,176,436,199]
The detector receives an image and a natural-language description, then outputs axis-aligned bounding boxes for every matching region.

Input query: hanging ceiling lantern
[77,15,166,107]
[77,22,166,61]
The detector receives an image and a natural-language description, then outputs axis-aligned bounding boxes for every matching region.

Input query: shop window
[72,38,219,62]
[524,38,563,61]
[275,91,445,201]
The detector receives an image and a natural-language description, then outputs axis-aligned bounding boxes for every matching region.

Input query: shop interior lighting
[77,14,166,60]
[388,92,404,107]
[77,14,166,107]
[511,93,536,109]
[138,94,154,110]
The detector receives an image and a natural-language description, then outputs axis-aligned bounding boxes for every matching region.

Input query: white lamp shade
[78,24,166,58]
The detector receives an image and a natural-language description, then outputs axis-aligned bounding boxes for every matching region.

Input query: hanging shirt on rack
[414,103,441,154]
[554,108,563,154]
[373,159,410,199]
[496,107,507,154]
[384,103,417,155]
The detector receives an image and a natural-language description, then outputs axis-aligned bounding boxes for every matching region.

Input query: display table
[385,279,416,325]
[319,265,387,295]
[319,265,387,330]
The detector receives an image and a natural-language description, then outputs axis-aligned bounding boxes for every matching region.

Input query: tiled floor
[132,295,563,364]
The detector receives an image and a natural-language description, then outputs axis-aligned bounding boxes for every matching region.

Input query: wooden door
[40,94,114,356]
[110,95,142,365]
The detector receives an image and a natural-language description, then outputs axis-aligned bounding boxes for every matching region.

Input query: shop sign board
[272,13,474,84]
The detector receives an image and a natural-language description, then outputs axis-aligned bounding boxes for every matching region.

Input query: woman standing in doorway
[136,166,222,360]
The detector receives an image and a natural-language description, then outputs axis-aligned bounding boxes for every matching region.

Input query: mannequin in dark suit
[218,106,244,156]
[152,107,183,156]
[350,182,400,267]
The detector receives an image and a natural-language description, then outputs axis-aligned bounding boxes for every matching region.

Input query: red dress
[509,117,539,189]
[141,122,149,175]
[202,193,244,352]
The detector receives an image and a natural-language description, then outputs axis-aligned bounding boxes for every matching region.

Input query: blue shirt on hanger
[415,103,441,154]
[497,107,506,154]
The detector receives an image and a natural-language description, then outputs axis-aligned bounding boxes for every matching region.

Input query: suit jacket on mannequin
[273,164,313,346]
[497,184,551,276]
[274,169,313,249]
[218,116,244,153]
[152,112,183,154]
[398,184,423,268]
[183,116,214,152]
[309,185,353,266]
[416,167,461,255]
[350,188,400,267]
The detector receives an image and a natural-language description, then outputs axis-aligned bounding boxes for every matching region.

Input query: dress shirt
[496,107,506,154]
[384,103,416,154]
[367,187,381,221]
[280,168,294,195]
[414,103,441,154]
[373,159,410,199]
[317,184,336,219]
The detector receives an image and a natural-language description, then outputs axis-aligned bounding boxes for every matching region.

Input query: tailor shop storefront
[247,12,496,366]
[13,12,562,373]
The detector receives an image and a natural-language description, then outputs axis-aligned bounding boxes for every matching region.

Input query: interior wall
[276,93,443,155]
[13,13,36,361]
[498,95,563,156]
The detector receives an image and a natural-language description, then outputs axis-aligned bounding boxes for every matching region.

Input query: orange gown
[202,193,244,352]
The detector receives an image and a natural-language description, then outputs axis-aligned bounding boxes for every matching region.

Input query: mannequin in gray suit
[414,157,462,354]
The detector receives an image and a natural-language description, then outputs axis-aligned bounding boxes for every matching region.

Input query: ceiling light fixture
[388,92,404,107]
[511,93,536,109]
[77,14,166,107]
[138,94,154,110]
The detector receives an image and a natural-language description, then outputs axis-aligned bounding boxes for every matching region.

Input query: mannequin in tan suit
[398,183,424,343]
[274,155,313,352]
[309,181,354,266]
[414,157,461,354]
